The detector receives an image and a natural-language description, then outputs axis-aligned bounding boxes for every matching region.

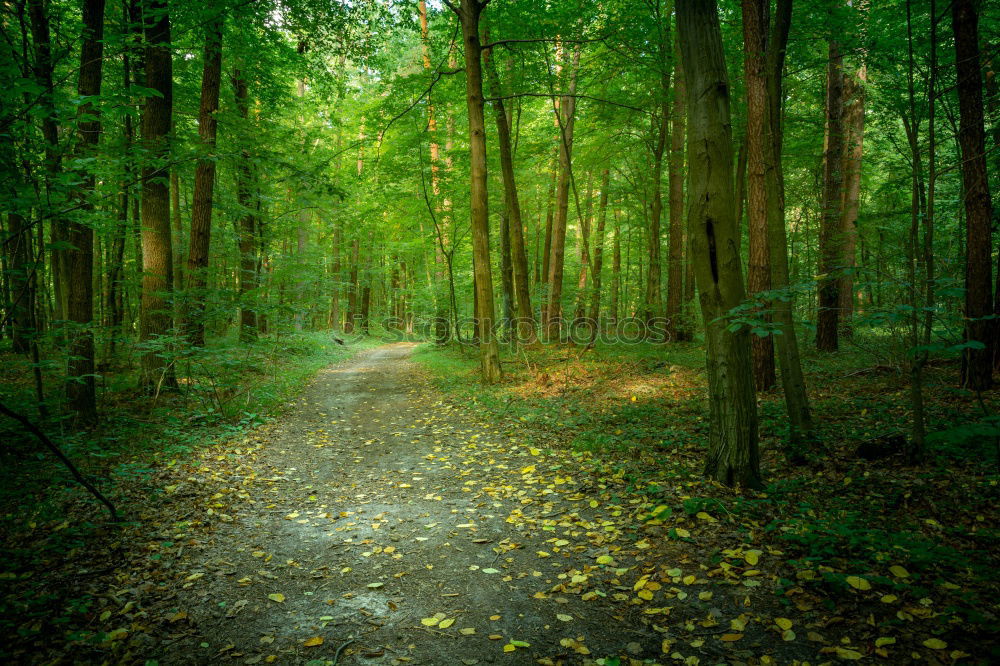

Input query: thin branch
[0,400,120,521]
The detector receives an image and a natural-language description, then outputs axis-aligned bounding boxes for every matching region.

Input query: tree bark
[816,39,845,351]
[140,0,176,389]
[677,0,761,489]
[742,0,775,391]
[66,0,106,421]
[544,45,581,340]
[952,0,994,389]
[838,68,865,335]
[457,0,502,381]
[610,209,621,325]
[232,69,260,342]
[666,47,687,342]
[763,0,812,446]
[588,169,610,332]
[184,17,224,346]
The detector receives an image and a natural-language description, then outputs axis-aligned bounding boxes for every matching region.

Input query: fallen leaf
[303,636,323,647]
[267,593,285,603]
[923,638,947,650]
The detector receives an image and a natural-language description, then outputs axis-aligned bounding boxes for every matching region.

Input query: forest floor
[1,339,998,665]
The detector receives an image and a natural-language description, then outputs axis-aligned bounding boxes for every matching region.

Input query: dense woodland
[2,0,1000,663]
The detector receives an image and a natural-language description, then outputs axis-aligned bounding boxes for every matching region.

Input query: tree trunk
[541,155,557,300]
[485,47,535,344]
[816,39,845,351]
[185,17,224,347]
[645,77,669,328]
[742,0,775,391]
[232,69,259,342]
[666,46,687,342]
[952,0,993,389]
[610,210,621,325]
[171,170,184,293]
[677,0,761,489]
[574,172,594,323]
[65,0,106,421]
[330,224,341,330]
[345,239,359,333]
[838,68,866,335]
[764,0,812,446]
[139,0,176,389]
[5,214,33,355]
[457,0,502,381]
[544,45,581,340]
[588,169,610,332]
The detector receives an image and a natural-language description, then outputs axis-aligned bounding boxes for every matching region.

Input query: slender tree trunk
[610,210,621,325]
[544,45,581,340]
[743,0,775,391]
[588,169,610,333]
[139,0,176,389]
[816,39,845,351]
[574,172,594,322]
[185,17,224,347]
[678,0,761,489]
[330,224,341,330]
[485,47,535,344]
[65,0,106,421]
[667,47,687,342]
[345,239,359,333]
[763,0,812,447]
[541,155,557,301]
[952,0,993,388]
[457,0,502,381]
[232,69,259,342]
[171,170,184,293]
[839,68,866,335]
[646,86,669,328]
[6,214,33,354]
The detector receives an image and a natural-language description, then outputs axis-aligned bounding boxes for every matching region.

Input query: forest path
[148,343,739,665]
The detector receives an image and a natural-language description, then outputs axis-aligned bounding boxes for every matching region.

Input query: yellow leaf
[744,550,761,565]
[720,633,743,642]
[529,448,540,456]
[875,637,896,648]
[696,511,717,522]
[439,618,455,629]
[536,551,551,558]
[267,593,285,603]
[421,617,440,626]
[846,576,871,591]
[881,594,897,603]
[638,589,654,601]
[782,629,796,642]
[596,555,614,565]
[556,614,573,622]
[633,574,651,591]
[775,617,793,630]
[459,628,476,635]
[303,636,323,647]
[252,551,266,558]
[923,638,947,650]
[835,647,863,660]
[682,575,696,585]
[698,591,713,601]
[889,565,909,578]
[503,644,516,653]
[99,610,112,622]
[675,528,691,538]
[489,615,501,621]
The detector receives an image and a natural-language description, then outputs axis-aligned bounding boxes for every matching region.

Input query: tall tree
[64,0,106,421]
[952,0,993,389]
[139,0,176,389]
[742,0,775,390]
[678,0,761,488]
[485,43,535,344]
[666,46,687,342]
[838,67,866,332]
[543,44,581,339]
[185,16,224,347]
[450,0,502,381]
[588,169,610,328]
[763,0,812,447]
[645,2,671,330]
[232,69,260,343]
[816,37,845,351]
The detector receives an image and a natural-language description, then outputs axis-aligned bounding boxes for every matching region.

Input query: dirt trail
[146,343,729,665]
